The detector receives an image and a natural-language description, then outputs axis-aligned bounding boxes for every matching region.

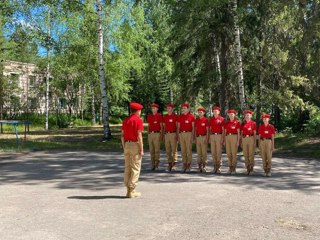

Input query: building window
[29,98,37,109]
[58,98,67,109]
[10,73,19,83]
[29,75,36,87]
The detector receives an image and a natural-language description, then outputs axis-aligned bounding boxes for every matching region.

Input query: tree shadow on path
[0,151,319,194]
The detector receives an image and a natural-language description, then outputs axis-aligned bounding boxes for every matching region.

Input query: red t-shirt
[241,120,257,135]
[163,113,177,132]
[147,113,163,132]
[258,124,275,138]
[178,113,195,131]
[209,115,224,133]
[195,117,208,135]
[224,119,241,134]
[122,114,144,141]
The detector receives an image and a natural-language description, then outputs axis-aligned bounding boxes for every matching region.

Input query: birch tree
[231,0,246,110]
[96,0,111,140]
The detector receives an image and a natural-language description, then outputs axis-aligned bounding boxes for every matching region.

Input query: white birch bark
[96,0,111,139]
[45,7,51,130]
[232,0,246,110]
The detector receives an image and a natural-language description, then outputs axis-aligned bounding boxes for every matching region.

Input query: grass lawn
[1,125,319,159]
[274,133,320,159]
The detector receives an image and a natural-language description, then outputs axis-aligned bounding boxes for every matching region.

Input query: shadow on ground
[0,151,319,194]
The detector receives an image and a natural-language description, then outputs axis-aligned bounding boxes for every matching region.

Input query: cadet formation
[122,102,275,198]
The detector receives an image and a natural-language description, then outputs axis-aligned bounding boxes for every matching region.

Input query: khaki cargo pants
[260,139,272,173]
[242,136,255,169]
[210,134,222,170]
[124,142,142,190]
[179,132,193,164]
[226,134,238,168]
[165,133,177,163]
[148,132,161,167]
[196,135,207,165]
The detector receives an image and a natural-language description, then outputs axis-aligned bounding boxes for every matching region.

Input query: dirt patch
[275,217,307,230]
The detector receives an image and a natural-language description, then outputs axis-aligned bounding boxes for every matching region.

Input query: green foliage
[304,106,320,136]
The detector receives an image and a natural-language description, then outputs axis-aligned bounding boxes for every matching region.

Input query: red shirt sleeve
[252,121,257,131]
[137,118,144,131]
[236,120,241,130]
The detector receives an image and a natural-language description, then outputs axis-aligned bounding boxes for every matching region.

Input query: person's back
[121,102,144,198]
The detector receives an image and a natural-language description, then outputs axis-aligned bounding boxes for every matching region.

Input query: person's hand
[139,150,144,156]
[237,141,240,147]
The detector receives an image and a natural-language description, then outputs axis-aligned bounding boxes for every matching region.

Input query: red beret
[130,102,143,110]
[227,109,237,114]
[166,103,174,108]
[261,113,270,119]
[197,107,206,112]
[244,110,253,115]
[181,103,190,108]
[150,103,159,108]
[212,106,221,111]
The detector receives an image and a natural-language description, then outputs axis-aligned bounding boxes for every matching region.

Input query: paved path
[0,151,319,240]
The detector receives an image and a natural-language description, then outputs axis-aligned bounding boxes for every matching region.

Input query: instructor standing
[121,102,144,198]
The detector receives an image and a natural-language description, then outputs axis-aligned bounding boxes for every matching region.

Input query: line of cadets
[147,103,275,177]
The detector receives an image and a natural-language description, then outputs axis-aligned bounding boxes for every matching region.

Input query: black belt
[226,133,237,135]
[165,131,176,134]
[180,131,191,133]
[211,132,222,135]
[149,131,160,133]
[260,138,272,140]
[196,134,206,137]
[125,140,138,143]
[243,135,254,137]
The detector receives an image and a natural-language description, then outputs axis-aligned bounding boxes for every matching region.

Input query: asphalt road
[0,151,319,240]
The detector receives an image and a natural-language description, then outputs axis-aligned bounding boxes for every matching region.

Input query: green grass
[0,125,124,152]
[274,133,320,159]
[1,126,319,159]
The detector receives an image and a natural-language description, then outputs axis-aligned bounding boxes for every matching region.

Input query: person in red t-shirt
[240,110,257,175]
[163,103,178,171]
[147,103,163,170]
[195,107,209,172]
[177,103,195,172]
[209,106,225,174]
[121,102,144,198]
[223,109,241,174]
[258,113,275,177]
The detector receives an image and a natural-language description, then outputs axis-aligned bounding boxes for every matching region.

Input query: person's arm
[258,127,261,149]
[239,128,243,148]
[191,121,195,143]
[121,130,125,150]
[177,122,180,143]
[271,133,275,152]
[253,130,257,149]
[138,130,144,156]
[206,126,209,144]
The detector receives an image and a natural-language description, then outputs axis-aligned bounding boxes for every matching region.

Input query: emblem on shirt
[264,131,269,134]
[185,120,189,123]
[169,119,173,122]
[201,123,205,126]
[154,121,157,124]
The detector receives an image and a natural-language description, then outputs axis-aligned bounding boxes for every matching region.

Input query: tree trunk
[231,0,246,110]
[96,0,111,140]
[219,33,229,117]
[212,34,222,108]
[45,6,51,130]
[91,85,96,125]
